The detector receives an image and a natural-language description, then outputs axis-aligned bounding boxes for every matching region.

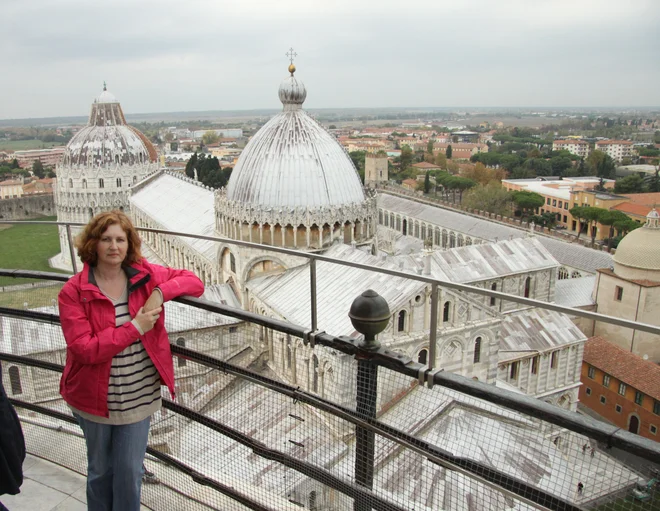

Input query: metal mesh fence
[2,273,660,511]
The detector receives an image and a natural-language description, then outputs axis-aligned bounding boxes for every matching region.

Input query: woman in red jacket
[58,210,204,511]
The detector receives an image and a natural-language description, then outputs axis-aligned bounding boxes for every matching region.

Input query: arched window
[421,224,426,240]
[473,337,482,363]
[402,219,407,236]
[524,277,532,298]
[230,253,236,273]
[68,178,73,189]
[418,349,428,365]
[629,415,640,434]
[490,283,497,306]
[133,176,138,185]
[8,366,22,395]
[98,178,105,189]
[397,310,406,332]
[82,179,87,189]
[571,271,582,279]
[312,355,319,393]
[442,230,448,248]
[558,267,569,280]
[449,232,456,248]
[176,338,186,367]
[309,491,318,511]
[457,234,464,247]
[286,336,292,370]
[443,301,450,322]
[116,178,122,188]
[378,210,383,224]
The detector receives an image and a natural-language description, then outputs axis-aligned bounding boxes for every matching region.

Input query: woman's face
[96,223,128,266]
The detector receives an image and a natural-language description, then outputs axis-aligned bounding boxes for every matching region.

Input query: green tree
[185,152,198,178]
[400,145,413,170]
[512,191,545,221]
[614,174,647,194]
[581,207,608,246]
[569,206,587,240]
[202,131,219,145]
[435,152,447,169]
[647,167,660,192]
[424,171,431,194]
[32,160,45,178]
[9,159,19,169]
[446,144,452,159]
[461,182,513,216]
[587,150,616,179]
[598,210,630,251]
[427,140,434,154]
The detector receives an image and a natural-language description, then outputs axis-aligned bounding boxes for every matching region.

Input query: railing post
[310,258,318,331]
[428,282,438,370]
[349,290,390,511]
[65,224,78,274]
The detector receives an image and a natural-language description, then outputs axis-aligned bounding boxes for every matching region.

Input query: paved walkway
[1,454,149,511]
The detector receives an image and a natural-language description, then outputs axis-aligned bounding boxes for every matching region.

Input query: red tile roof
[612,202,652,217]
[412,162,441,169]
[583,336,660,400]
[622,193,660,206]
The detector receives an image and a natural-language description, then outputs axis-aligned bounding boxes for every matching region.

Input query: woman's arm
[145,260,205,303]
[58,283,141,365]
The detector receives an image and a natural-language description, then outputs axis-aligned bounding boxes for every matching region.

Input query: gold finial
[286,47,297,75]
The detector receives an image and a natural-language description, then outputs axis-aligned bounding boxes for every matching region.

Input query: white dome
[226,71,365,209]
[613,209,660,278]
[63,86,156,167]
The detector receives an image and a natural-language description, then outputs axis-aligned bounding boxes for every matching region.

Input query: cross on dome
[286,47,297,75]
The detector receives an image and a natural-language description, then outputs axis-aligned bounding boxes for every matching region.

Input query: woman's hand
[135,306,162,333]
[143,289,164,313]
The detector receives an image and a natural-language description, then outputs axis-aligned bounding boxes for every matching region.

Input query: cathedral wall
[498,342,583,404]
[0,194,55,220]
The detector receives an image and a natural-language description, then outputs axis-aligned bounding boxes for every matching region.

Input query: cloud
[1,0,659,118]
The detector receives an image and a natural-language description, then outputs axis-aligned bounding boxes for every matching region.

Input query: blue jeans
[74,414,151,511]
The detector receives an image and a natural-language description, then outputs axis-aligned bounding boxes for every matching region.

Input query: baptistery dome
[613,209,660,280]
[216,65,376,251]
[63,85,157,167]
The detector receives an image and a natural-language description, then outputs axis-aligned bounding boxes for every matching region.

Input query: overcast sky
[1,0,659,119]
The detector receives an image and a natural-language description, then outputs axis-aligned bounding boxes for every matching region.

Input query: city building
[592,210,660,362]
[552,140,591,159]
[595,140,634,162]
[364,152,388,187]
[0,178,24,199]
[13,147,66,169]
[434,143,488,160]
[502,177,615,229]
[52,84,159,269]
[22,177,54,195]
[579,336,660,441]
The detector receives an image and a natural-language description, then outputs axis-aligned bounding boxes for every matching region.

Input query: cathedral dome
[63,84,157,167]
[225,67,365,209]
[613,209,660,278]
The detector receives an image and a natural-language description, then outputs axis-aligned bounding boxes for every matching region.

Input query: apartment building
[552,139,591,158]
[13,147,66,169]
[0,178,24,199]
[502,177,614,228]
[435,143,488,160]
[579,336,660,441]
[595,140,634,162]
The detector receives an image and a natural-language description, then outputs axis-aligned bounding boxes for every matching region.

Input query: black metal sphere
[348,289,391,338]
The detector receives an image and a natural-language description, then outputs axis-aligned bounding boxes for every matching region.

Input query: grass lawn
[0,217,70,287]
[597,487,660,510]
[0,284,63,309]
[0,140,62,151]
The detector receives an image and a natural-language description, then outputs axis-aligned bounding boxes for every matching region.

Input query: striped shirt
[71,285,162,425]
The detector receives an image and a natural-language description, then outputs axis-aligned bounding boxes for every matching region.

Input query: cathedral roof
[613,209,660,271]
[62,84,157,167]
[130,172,216,261]
[225,66,366,209]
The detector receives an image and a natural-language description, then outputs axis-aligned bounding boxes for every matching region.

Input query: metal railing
[1,219,660,510]
[1,269,660,510]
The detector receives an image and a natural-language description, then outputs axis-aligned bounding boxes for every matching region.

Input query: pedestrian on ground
[577,482,584,495]
[0,363,26,511]
[591,447,595,458]
[582,443,588,454]
[58,210,204,511]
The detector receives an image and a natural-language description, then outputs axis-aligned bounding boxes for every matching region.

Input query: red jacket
[58,259,204,418]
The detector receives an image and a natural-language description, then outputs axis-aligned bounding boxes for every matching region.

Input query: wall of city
[0,194,55,220]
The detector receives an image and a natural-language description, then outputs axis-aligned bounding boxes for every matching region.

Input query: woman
[58,210,204,511]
